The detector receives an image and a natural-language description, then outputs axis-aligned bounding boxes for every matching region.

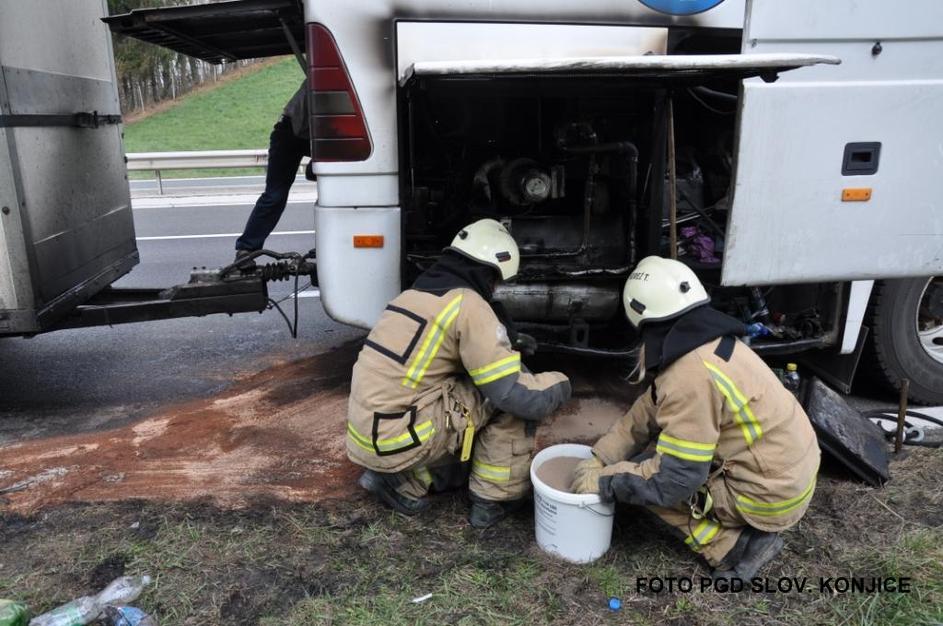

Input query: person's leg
[358,468,431,515]
[645,473,786,578]
[235,118,306,252]
[357,383,471,512]
[389,460,471,497]
[469,412,534,502]
[465,412,535,528]
[646,503,744,568]
[617,448,744,567]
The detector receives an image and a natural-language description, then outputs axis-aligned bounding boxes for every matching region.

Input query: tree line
[109,0,261,114]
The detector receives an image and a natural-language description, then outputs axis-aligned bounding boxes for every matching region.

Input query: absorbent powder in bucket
[535,456,584,493]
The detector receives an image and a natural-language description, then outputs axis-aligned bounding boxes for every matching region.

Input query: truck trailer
[0,0,136,335]
[0,0,316,338]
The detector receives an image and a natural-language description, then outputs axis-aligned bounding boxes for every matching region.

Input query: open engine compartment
[398,32,842,355]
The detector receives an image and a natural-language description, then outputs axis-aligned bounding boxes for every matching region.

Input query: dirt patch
[0,345,633,514]
[0,342,360,512]
[88,553,129,589]
[1,450,941,625]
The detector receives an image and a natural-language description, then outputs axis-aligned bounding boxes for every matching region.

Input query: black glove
[513,332,538,356]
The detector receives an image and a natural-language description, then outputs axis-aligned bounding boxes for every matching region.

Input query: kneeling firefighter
[571,256,820,579]
[347,219,572,528]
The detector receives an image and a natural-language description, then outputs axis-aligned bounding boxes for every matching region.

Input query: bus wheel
[867,277,943,405]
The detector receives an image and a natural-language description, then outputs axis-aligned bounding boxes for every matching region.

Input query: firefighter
[347,219,571,528]
[571,256,820,580]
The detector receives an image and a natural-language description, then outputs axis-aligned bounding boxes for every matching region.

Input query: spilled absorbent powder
[536,456,584,493]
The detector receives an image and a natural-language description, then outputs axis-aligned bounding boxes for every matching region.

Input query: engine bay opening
[398,48,841,355]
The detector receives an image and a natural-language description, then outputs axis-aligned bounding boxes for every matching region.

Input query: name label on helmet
[496,251,512,262]
[628,271,650,281]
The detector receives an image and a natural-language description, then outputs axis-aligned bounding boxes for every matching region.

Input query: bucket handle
[578,500,615,517]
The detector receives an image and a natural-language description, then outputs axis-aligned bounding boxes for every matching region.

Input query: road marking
[137,230,315,241]
[269,289,320,300]
[131,192,318,210]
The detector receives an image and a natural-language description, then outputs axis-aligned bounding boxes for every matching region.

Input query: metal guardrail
[126,149,310,194]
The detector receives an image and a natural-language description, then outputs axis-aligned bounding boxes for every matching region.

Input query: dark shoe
[712,527,752,574]
[712,527,784,581]
[358,470,429,516]
[468,495,527,529]
[233,248,258,269]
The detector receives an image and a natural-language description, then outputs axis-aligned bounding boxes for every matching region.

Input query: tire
[866,277,943,405]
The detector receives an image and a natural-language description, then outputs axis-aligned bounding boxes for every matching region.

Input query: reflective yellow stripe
[736,476,817,517]
[402,295,464,389]
[413,466,433,487]
[684,518,721,552]
[347,423,373,452]
[703,362,763,446]
[470,354,522,386]
[656,433,717,463]
[346,420,436,454]
[469,354,520,377]
[471,459,511,483]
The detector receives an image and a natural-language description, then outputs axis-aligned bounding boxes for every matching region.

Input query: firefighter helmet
[622,256,709,328]
[447,219,520,281]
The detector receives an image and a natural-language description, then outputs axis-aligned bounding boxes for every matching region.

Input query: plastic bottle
[102,606,157,626]
[0,600,30,626]
[95,576,152,607]
[27,597,98,626]
[783,363,801,395]
[28,576,151,626]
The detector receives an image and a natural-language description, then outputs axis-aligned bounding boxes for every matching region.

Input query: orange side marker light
[353,235,384,248]
[842,188,872,202]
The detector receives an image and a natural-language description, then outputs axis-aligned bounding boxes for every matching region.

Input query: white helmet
[622,256,709,328]
[447,218,520,281]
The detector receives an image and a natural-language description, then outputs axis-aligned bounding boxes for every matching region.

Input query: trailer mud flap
[801,377,890,487]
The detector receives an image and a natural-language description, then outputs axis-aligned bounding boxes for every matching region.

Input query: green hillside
[124,57,305,177]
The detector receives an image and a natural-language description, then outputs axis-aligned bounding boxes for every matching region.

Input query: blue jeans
[235,117,310,251]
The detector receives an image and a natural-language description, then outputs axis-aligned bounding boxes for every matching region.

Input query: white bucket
[530,443,615,564]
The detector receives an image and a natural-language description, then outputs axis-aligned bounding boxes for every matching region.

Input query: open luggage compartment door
[721,0,943,285]
[402,52,837,87]
[103,0,304,64]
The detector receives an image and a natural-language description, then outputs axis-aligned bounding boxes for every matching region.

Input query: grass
[2,448,943,625]
[123,57,304,179]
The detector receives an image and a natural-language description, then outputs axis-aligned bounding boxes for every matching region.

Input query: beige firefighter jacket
[593,337,820,531]
[347,287,570,472]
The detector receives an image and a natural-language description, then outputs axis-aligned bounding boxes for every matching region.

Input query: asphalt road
[0,194,362,444]
[129,174,316,196]
[1,183,939,447]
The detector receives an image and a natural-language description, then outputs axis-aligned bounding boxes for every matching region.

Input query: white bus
[106,0,943,404]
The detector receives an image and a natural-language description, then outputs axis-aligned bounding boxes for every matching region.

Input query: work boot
[711,527,784,581]
[233,249,256,270]
[468,494,527,529]
[358,470,430,516]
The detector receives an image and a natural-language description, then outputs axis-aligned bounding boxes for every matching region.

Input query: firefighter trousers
[623,450,747,567]
[392,377,536,503]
